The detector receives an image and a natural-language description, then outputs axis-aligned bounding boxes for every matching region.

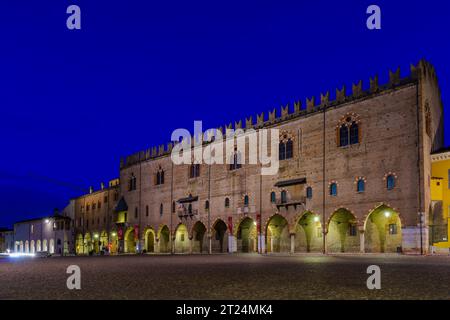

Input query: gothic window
[155,167,165,185]
[244,195,249,206]
[225,197,230,208]
[189,164,200,178]
[337,115,360,147]
[229,151,242,170]
[330,183,337,196]
[280,190,287,204]
[160,203,164,216]
[279,133,294,160]
[270,192,276,203]
[387,175,395,190]
[357,179,365,193]
[306,186,313,199]
[205,200,210,211]
[128,174,137,191]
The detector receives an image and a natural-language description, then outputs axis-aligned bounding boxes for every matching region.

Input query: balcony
[275,197,306,210]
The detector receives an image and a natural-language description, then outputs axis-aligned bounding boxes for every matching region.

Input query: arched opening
[83,233,92,253]
[158,225,170,253]
[19,241,24,252]
[30,240,35,253]
[236,217,257,253]
[25,241,29,253]
[75,234,84,254]
[212,219,228,253]
[124,228,136,253]
[49,239,55,254]
[145,229,155,253]
[365,205,402,253]
[109,231,118,254]
[43,239,48,252]
[174,224,189,253]
[295,211,322,252]
[266,214,290,253]
[327,209,359,253]
[92,234,100,254]
[192,221,207,253]
[36,239,41,252]
[100,231,108,252]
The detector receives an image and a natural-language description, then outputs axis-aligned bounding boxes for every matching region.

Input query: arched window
[146,205,149,217]
[189,164,200,178]
[244,195,249,206]
[172,201,176,213]
[270,192,276,203]
[205,200,210,211]
[306,186,313,199]
[225,197,230,208]
[229,151,242,170]
[155,167,165,185]
[134,207,138,218]
[357,179,365,193]
[280,190,287,204]
[350,122,359,145]
[128,174,137,191]
[387,175,395,190]
[339,125,349,147]
[159,203,164,216]
[330,183,337,196]
[188,203,192,214]
[279,138,294,160]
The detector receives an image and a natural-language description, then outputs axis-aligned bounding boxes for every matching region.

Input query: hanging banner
[228,216,233,233]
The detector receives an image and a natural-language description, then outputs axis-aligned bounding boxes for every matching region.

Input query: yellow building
[431,148,450,249]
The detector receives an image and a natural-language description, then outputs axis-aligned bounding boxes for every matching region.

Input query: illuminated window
[330,183,337,196]
[387,175,395,190]
[357,179,365,193]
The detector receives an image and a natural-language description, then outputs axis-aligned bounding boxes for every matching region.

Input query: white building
[13,214,72,255]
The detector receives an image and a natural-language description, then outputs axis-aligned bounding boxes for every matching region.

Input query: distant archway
[75,234,84,254]
[100,231,108,252]
[364,205,402,253]
[212,219,228,253]
[266,214,290,253]
[49,239,55,254]
[192,221,207,253]
[36,239,42,252]
[109,231,118,254]
[124,228,136,253]
[43,239,48,252]
[294,211,322,253]
[158,225,170,253]
[236,217,257,253]
[83,233,92,253]
[145,228,155,253]
[327,209,359,253]
[25,241,29,253]
[30,240,35,253]
[174,224,189,253]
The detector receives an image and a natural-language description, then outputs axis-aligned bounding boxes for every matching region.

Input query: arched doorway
[236,217,257,253]
[109,231,118,254]
[49,239,55,254]
[43,239,48,252]
[158,225,170,253]
[100,231,108,252]
[84,233,92,254]
[36,239,41,252]
[19,241,24,252]
[266,214,290,253]
[212,219,228,253]
[365,205,402,253]
[30,240,35,253]
[124,228,136,253]
[327,209,359,253]
[25,241,29,253]
[192,221,207,253]
[295,211,322,252]
[75,234,84,254]
[145,228,155,253]
[93,234,100,254]
[174,224,189,253]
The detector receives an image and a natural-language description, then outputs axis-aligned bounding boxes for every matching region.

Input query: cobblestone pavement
[1,254,450,300]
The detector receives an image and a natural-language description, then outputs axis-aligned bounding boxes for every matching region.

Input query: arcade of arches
[72,205,402,255]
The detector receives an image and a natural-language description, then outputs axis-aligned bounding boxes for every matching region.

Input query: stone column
[228,235,237,253]
[290,233,295,254]
[257,235,265,254]
[359,230,365,253]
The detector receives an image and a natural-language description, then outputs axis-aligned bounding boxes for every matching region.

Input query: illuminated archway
[30,240,35,253]
[327,209,360,253]
[144,228,155,253]
[158,225,170,253]
[124,228,136,253]
[109,231,118,254]
[92,233,100,254]
[43,239,48,252]
[75,234,84,254]
[364,205,402,253]
[236,217,257,253]
[25,240,29,253]
[192,221,207,253]
[36,239,41,252]
[100,231,108,252]
[212,219,228,253]
[294,211,322,252]
[174,224,189,253]
[49,238,55,254]
[266,214,290,253]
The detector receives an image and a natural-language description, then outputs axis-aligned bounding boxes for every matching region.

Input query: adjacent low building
[0,228,14,252]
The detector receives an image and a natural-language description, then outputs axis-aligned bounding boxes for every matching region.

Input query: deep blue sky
[0,0,449,228]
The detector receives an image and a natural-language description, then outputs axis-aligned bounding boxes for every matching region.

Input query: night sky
[0,0,449,228]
